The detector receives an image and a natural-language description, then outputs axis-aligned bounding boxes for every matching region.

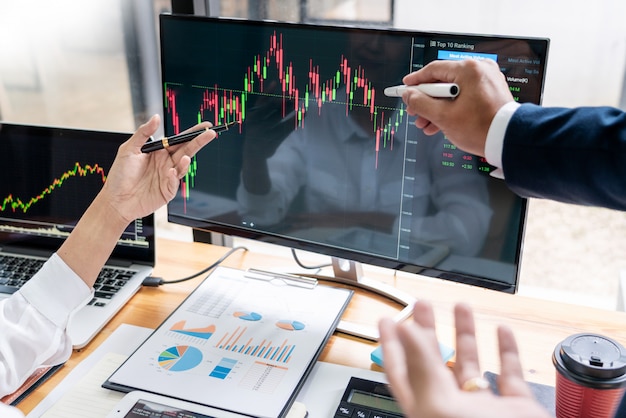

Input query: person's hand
[101,114,215,224]
[401,59,514,157]
[378,301,551,418]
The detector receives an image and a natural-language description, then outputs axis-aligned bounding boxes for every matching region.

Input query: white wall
[395,0,626,107]
[0,0,134,131]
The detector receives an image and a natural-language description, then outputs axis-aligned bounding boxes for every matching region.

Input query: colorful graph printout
[276,320,305,331]
[209,357,238,379]
[216,327,296,363]
[104,266,352,418]
[158,346,203,372]
[170,320,216,339]
[234,311,262,321]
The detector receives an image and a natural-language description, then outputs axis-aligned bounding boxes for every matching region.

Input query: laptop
[0,122,155,349]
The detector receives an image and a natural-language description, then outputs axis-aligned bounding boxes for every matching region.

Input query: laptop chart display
[0,123,154,260]
[0,123,156,348]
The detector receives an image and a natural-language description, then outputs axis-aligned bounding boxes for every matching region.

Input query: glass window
[216,0,393,24]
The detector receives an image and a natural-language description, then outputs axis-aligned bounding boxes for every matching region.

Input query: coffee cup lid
[554,333,626,386]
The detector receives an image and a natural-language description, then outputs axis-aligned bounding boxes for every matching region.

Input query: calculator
[334,377,403,418]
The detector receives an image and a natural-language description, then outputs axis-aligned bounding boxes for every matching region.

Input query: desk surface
[18,237,626,414]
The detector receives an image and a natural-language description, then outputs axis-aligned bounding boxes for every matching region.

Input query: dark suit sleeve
[502,103,626,211]
[614,394,626,418]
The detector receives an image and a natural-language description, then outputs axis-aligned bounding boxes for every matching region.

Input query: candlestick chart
[162,15,546,290]
[162,28,410,206]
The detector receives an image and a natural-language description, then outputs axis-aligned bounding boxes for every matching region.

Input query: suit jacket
[502,103,626,211]
[502,104,626,416]
[615,396,626,418]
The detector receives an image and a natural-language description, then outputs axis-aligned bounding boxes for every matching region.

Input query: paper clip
[244,268,318,289]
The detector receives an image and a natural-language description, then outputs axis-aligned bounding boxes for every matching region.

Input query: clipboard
[1,364,64,406]
[103,266,352,418]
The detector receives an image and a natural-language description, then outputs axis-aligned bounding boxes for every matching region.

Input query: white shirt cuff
[0,403,24,418]
[485,101,520,179]
[19,253,93,328]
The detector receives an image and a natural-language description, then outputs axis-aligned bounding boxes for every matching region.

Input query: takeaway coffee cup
[552,333,626,418]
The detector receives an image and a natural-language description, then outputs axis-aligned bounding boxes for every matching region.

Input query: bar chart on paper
[215,326,296,364]
[209,357,238,379]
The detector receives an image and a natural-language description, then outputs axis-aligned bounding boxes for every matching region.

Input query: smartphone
[106,391,308,418]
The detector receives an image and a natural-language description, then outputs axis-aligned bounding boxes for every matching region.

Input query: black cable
[143,245,248,286]
[290,248,332,270]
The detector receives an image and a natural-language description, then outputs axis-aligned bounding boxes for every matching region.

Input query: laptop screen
[0,123,155,265]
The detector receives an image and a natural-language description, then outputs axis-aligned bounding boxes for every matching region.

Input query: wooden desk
[18,238,626,414]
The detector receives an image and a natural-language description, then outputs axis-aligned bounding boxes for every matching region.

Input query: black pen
[141,121,237,153]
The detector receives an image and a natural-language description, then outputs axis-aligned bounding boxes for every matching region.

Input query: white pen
[384,83,460,98]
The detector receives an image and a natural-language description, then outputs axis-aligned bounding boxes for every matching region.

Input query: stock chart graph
[0,162,107,214]
[161,18,411,207]
[0,127,152,249]
[165,30,405,143]
[162,15,548,287]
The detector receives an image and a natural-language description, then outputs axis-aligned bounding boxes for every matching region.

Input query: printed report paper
[103,266,352,418]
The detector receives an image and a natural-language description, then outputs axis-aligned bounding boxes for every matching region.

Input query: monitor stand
[321,257,416,342]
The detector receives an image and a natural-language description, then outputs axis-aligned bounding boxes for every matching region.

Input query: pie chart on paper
[233,311,263,321]
[158,345,203,372]
[276,320,306,331]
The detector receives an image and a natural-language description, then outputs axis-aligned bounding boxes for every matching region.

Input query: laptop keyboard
[0,254,137,307]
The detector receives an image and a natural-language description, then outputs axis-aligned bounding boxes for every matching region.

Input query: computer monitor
[160,14,549,337]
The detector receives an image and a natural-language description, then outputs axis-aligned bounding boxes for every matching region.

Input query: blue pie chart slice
[234,311,262,321]
[158,345,203,371]
[276,320,305,331]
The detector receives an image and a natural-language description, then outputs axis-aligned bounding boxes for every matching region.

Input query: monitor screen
[161,14,549,293]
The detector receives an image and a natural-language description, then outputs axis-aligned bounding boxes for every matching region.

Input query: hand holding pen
[141,121,238,153]
[384,83,460,98]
